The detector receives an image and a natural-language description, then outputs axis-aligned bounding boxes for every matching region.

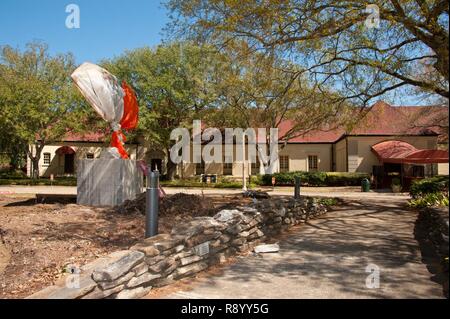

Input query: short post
[294,176,301,199]
[145,170,159,238]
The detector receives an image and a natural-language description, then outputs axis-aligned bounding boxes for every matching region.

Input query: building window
[43,153,51,165]
[308,155,318,172]
[280,156,289,172]
[196,161,205,175]
[86,153,94,159]
[223,163,233,175]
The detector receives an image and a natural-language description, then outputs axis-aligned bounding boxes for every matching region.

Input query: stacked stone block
[28,197,327,299]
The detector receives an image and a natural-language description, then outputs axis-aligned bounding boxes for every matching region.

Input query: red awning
[402,149,449,164]
[55,146,76,155]
[372,140,449,164]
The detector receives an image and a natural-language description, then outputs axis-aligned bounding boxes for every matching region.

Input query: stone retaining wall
[416,206,449,298]
[28,197,327,299]
[417,207,449,267]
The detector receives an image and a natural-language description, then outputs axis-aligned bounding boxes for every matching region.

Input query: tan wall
[181,163,196,178]
[279,144,332,172]
[438,163,449,175]
[175,143,333,177]
[177,144,251,178]
[346,136,439,173]
[28,142,143,177]
[438,143,449,175]
[33,135,443,178]
[335,138,347,172]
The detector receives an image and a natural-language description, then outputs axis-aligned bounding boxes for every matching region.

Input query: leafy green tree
[105,41,352,175]
[104,43,222,179]
[0,43,88,178]
[0,127,27,171]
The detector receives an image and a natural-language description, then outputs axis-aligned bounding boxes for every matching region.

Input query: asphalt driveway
[149,198,444,299]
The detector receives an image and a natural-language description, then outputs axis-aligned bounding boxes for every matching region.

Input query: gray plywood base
[77,159,143,207]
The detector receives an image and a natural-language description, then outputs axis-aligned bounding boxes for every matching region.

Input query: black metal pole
[145,170,159,238]
[294,176,301,199]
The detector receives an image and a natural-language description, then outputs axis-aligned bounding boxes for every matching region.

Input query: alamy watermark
[170,120,279,170]
[65,264,81,289]
[65,4,80,29]
[365,263,380,289]
[365,4,380,29]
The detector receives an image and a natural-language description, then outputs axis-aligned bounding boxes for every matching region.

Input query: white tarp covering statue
[72,62,145,206]
[71,62,139,159]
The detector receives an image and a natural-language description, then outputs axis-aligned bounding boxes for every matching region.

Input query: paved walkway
[149,198,444,299]
[0,185,410,201]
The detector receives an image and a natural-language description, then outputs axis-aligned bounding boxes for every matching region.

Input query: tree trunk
[9,157,18,171]
[166,148,177,180]
[31,158,40,179]
[256,143,280,175]
[27,141,45,179]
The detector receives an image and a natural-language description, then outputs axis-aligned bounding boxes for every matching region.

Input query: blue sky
[0,0,169,63]
[0,1,439,105]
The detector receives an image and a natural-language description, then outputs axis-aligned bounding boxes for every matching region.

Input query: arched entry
[371,140,449,189]
[56,146,76,175]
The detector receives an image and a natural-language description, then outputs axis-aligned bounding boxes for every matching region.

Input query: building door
[382,163,402,188]
[372,165,384,189]
[64,154,75,174]
[151,159,162,172]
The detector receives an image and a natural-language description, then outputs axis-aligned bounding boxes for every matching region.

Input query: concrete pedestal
[77,159,143,207]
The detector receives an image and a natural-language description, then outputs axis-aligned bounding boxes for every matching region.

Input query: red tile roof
[279,101,448,143]
[278,121,344,143]
[55,101,447,144]
[61,131,106,142]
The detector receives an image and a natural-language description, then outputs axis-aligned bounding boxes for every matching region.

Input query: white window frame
[43,153,51,166]
[280,155,289,173]
[308,155,319,172]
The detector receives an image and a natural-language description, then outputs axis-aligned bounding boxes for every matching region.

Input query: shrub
[260,171,369,187]
[409,192,449,208]
[324,172,370,186]
[408,176,449,208]
[318,198,338,206]
[410,176,449,199]
[0,169,28,180]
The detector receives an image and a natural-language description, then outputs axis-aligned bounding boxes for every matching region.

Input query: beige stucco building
[27,140,143,178]
[29,101,449,183]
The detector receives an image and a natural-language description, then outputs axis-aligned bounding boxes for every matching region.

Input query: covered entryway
[371,140,449,189]
[55,146,76,175]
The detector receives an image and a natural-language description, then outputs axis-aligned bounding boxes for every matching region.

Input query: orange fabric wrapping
[121,81,139,130]
[111,130,129,159]
[109,81,138,159]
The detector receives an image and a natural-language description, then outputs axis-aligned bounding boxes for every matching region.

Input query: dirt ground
[0,193,250,299]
